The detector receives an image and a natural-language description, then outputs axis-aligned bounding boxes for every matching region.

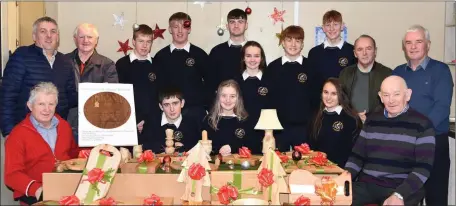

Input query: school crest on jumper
[186,57,195,67]
[297,73,307,83]
[174,131,183,141]
[338,57,348,67]
[258,87,268,96]
[148,72,156,82]
[235,128,245,138]
[332,121,344,132]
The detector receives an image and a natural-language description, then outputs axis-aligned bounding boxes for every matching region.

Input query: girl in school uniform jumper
[203,80,249,154]
[235,41,270,154]
[309,78,362,167]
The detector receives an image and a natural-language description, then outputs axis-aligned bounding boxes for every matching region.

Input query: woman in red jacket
[4,82,78,205]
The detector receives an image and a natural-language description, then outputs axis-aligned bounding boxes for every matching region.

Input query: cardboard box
[42,173,211,204]
[119,160,161,174]
[286,170,352,205]
[209,170,263,205]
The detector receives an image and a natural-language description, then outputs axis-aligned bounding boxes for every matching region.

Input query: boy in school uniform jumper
[116,24,160,134]
[154,12,210,125]
[308,10,356,91]
[140,88,201,153]
[265,26,319,151]
[208,9,248,99]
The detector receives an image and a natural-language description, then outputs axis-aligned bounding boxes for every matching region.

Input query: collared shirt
[228,39,247,47]
[357,63,374,73]
[129,51,152,63]
[170,42,191,53]
[160,113,182,128]
[323,39,344,49]
[242,70,263,81]
[324,105,343,115]
[384,104,409,118]
[43,49,58,68]
[281,55,303,65]
[30,115,59,153]
[406,56,430,71]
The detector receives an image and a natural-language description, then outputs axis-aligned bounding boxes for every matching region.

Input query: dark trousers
[275,123,308,151]
[352,181,425,206]
[424,133,450,206]
[17,193,43,205]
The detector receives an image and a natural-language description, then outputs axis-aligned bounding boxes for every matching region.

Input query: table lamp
[255,109,283,155]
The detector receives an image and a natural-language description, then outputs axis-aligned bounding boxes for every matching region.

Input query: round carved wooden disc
[83,92,131,129]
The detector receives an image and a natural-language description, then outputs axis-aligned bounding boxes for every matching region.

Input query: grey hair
[28,82,59,105]
[73,23,99,38]
[403,24,431,43]
[32,16,58,34]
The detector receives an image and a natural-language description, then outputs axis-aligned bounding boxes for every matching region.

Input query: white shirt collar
[281,55,303,65]
[242,70,263,81]
[323,39,344,49]
[160,113,183,128]
[129,51,152,63]
[170,42,191,53]
[228,39,247,47]
[324,105,343,115]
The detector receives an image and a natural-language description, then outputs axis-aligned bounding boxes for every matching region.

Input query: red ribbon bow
[99,197,117,205]
[257,168,274,188]
[310,152,328,166]
[138,150,155,163]
[294,195,311,206]
[217,184,239,205]
[238,146,252,158]
[83,168,106,184]
[294,143,311,155]
[188,163,206,180]
[143,194,163,206]
[275,151,289,163]
[78,149,91,159]
[58,195,80,205]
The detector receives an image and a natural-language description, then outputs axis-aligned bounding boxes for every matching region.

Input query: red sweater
[4,113,78,199]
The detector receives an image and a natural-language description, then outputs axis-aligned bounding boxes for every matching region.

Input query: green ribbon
[315,168,325,174]
[210,169,261,199]
[268,151,274,202]
[84,153,107,204]
[137,162,148,174]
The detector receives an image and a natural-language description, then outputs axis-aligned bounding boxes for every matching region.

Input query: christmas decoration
[98,197,117,206]
[269,7,286,25]
[143,194,163,206]
[295,143,311,155]
[183,20,191,29]
[245,7,252,15]
[153,24,166,40]
[217,184,239,205]
[241,160,251,169]
[292,150,302,162]
[294,195,311,206]
[238,146,252,158]
[78,149,91,159]
[276,25,284,46]
[216,18,227,36]
[59,195,80,205]
[132,23,140,31]
[117,39,133,56]
[113,12,128,30]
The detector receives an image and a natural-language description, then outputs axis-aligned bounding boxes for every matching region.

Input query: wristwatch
[393,192,404,200]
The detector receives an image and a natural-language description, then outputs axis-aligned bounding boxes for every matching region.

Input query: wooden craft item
[258,148,288,205]
[61,158,87,171]
[222,154,261,166]
[74,144,121,204]
[288,169,352,205]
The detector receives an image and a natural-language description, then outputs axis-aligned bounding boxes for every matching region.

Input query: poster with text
[78,83,138,147]
[315,26,348,46]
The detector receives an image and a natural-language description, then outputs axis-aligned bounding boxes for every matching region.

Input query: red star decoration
[269,7,286,25]
[153,24,166,40]
[117,39,133,56]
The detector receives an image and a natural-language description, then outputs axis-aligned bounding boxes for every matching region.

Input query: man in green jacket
[339,34,391,122]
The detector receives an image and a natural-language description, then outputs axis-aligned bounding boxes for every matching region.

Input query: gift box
[221,154,261,166]
[209,170,262,205]
[120,160,161,174]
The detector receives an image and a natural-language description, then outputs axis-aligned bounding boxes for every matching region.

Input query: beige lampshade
[254,109,283,130]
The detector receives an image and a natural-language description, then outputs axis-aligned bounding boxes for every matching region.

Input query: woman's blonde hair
[208,79,248,130]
